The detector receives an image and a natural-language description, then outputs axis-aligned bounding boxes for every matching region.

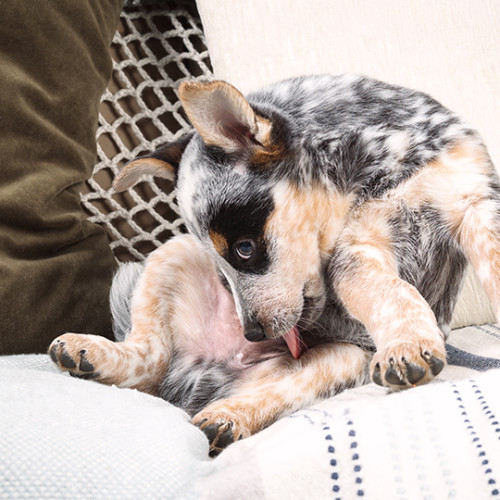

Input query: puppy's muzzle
[244,322,266,342]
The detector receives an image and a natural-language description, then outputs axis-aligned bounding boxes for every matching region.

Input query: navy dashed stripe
[346,417,365,497]
[470,381,500,495]
[452,383,499,497]
[470,380,500,438]
[323,423,341,499]
[289,409,345,497]
[317,420,342,499]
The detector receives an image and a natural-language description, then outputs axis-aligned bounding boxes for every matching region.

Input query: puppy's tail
[110,262,144,342]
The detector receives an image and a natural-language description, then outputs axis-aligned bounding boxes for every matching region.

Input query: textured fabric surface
[195,0,499,329]
[81,3,212,262]
[1,324,500,499]
[0,0,123,354]
[0,367,211,500]
[204,369,500,500]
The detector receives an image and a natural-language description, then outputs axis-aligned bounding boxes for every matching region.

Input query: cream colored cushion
[196,0,499,328]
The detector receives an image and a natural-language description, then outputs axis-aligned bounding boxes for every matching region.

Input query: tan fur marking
[335,205,441,347]
[269,183,354,252]
[113,158,175,192]
[340,201,397,270]
[251,128,286,165]
[266,182,353,262]
[209,230,228,257]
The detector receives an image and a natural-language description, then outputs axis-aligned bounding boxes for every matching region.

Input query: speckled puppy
[50,74,500,456]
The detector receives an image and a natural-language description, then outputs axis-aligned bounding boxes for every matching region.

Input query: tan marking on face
[209,230,228,257]
[266,181,354,266]
[239,182,353,334]
[240,182,354,335]
[269,182,354,250]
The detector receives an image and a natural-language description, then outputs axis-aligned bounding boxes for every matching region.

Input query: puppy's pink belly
[174,268,284,366]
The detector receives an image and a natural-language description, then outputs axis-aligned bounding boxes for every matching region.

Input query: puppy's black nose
[244,323,266,342]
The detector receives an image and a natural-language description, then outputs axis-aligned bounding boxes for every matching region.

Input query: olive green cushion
[0,0,124,354]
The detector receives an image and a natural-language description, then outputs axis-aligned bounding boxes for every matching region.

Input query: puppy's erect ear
[113,133,193,192]
[179,80,272,152]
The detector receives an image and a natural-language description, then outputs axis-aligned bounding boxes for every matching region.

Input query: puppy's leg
[49,234,199,394]
[331,209,447,390]
[192,343,370,456]
[427,138,500,319]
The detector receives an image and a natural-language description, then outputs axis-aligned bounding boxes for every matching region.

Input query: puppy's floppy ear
[113,133,193,192]
[179,80,272,152]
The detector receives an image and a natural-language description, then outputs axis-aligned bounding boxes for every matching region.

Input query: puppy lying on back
[50,74,500,456]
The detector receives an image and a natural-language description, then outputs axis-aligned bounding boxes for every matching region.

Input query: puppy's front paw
[192,406,250,457]
[49,334,101,380]
[371,338,445,390]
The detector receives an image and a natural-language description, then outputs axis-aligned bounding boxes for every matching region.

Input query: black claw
[49,346,58,364]
[201,423,221,443]
[59,347,77,369]
[406,363,427,384]
[372,363,383,386]
[194,419,208,428]
[385,366,406,386]
[78,351,95,372]
[427,355,445,376]
[69,371,99,380]
[209,448,222,458]
[217,428,235,449]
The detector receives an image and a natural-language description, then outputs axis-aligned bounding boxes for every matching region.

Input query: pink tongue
[284,325,306,359]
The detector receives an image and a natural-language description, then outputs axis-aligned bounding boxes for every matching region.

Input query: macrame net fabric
[81,1,212,262]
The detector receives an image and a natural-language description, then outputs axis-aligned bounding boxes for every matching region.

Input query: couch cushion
[0,360,212,499]
[0,0,124,354]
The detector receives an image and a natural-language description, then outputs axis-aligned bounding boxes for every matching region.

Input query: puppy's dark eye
[233,239,256,261]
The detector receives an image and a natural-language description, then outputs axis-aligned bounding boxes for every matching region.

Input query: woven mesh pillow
[81,0,213,262]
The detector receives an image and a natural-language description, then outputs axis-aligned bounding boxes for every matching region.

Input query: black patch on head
[209,186,274,273]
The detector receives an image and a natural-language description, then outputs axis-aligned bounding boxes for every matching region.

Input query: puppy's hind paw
[192,409,249,457]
